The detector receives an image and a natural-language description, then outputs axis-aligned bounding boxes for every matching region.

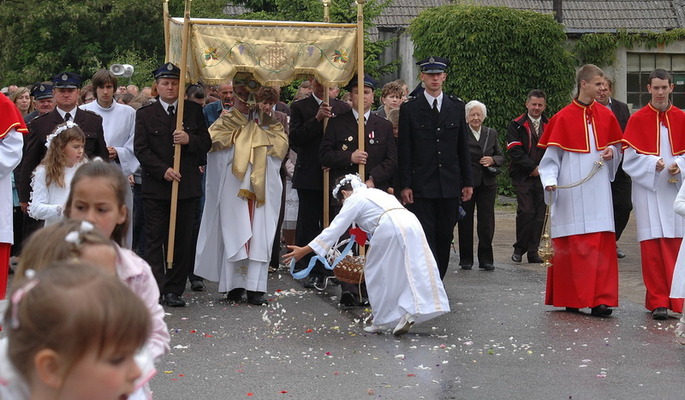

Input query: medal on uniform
[369,130,375,144]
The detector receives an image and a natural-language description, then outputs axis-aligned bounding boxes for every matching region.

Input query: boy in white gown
[284,174,450,336]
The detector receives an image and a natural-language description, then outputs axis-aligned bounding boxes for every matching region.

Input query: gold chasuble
[209,109,288,206]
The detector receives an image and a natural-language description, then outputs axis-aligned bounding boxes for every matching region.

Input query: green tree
[410,5,576,195]
[0,0,226,86]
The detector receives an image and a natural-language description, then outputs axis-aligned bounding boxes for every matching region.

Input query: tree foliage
[410,5,576,195]
[0,0,226,87]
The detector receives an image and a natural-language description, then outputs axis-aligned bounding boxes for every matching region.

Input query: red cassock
[622,103,685,313]
[539,100,622,309]
[0,95,28,299]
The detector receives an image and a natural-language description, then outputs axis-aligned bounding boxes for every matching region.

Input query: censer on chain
[538,158,606,268]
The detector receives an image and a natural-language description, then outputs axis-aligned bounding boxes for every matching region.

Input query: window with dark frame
[626,53,685,110]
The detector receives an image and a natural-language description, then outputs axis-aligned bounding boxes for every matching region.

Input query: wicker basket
[333,255,365,284]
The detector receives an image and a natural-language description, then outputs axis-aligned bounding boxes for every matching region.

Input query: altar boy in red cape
[538,64,623,316]
[622,69,685,320]
[0,94,27,298]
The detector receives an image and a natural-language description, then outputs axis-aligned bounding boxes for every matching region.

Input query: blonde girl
[64,161,170,360]
[28,121,86,225]
[1,262,149,400]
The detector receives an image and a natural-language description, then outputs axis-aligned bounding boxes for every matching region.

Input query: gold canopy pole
[162,0,171,62]
[166,0,193,269]
[356,0,365,256]
[322,0,332,228]
[356,0,365,180]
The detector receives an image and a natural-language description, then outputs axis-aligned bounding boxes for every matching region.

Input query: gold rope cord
[539,158,605,268]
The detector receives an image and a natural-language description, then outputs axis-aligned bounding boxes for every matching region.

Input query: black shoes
[565,307,580,313]
[511,252,523,263]
[190,280,206,292]
[459,264,473,270]
[479,264,495,271]
[590,304,612,317]
[226,288,246,302]
[247,291,268,305]
[652,307,668,320]
[163,293,186,307]
[339,291,356,307]
[528,255,544,264]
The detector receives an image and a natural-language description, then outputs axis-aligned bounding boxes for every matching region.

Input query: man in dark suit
[289,77,350,288]
[24,82,55,123]
[134,62,211,307]
[398,57,473,280]
[507,90,548,264]
[19,72,108,239]
[320,73,397,305]
[596,77,632,258]
[320,74,396,192]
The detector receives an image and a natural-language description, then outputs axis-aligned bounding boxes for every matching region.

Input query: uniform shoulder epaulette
[80,108,101,117]
[405,96,419,103]
[447,94,464,103]
[30,112,50,123]
[138,102,154,110]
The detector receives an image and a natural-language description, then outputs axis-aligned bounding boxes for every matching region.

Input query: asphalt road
[149,205,685,400]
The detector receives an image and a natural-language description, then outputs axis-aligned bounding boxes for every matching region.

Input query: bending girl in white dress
[284,174,450,336]
[28,121,86,225]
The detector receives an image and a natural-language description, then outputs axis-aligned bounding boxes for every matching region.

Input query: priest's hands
[656,158,665,172]
[600,147,614,161]
[545,185,556,192]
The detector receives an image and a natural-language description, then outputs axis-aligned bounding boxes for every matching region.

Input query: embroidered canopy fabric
[168,17,358,87]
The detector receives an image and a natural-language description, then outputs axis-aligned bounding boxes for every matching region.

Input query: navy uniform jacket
[134,99,211,200]
[19,108,108,203]
[289,95,350,191]
[320,110,397,191]
[397,94,473,198]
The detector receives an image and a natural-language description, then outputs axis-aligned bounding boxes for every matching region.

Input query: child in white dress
[284,174,450,336]
[28,121,86,225]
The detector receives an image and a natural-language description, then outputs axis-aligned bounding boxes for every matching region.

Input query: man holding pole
[289,77,350,288]
[134,62,211,307]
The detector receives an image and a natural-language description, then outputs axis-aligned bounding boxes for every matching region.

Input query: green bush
[409,5,576,195]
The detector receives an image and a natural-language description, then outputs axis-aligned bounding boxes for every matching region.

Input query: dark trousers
[408,197,460,280]
[143,197,198,296]
[295,188,327,276]
[21,213,43,248]
[11,207,23,256]
[270,167,287,267]
[132,183,146,257]
[611,164,632,241]
[513,181,545,257]
[458,184,496,267]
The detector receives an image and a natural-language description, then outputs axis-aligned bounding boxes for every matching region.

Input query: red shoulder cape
[0,94,28,140]
[538,100,622,153]
[622,103,685,156]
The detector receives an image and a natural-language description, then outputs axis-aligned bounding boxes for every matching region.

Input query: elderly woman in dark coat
[458,100,505,271]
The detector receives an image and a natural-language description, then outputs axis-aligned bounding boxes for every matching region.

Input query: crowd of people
[4,57,685,398]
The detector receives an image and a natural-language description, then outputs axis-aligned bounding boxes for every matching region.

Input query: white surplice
[309,187,450,326]
[538,127,620,239]
[194,147,282,292]
[622,124,685,242]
